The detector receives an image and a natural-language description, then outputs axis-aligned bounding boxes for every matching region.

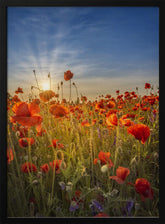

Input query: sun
[42,82,50,91]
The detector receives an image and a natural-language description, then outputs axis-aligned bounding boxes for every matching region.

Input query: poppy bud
[60,161,67,170]
[15,131,20,138]
[130,156,138,168]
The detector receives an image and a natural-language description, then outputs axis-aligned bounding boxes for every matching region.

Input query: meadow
[7,71,159,217]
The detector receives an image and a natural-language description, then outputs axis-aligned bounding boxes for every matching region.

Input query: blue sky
[7,7,159,101]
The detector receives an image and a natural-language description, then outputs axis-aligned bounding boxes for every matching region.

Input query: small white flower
[153,152,159,160]
[110,189,119,197]
[24,155,28,161]
[32,179,39,185]
[32,156,37,162]
[66,182,73,192]
[101,164,108,173]
[67,182,73,186]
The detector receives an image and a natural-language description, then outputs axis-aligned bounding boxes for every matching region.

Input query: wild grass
[7,83,159,217]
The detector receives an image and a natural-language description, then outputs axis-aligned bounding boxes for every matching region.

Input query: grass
[7,84,159,217]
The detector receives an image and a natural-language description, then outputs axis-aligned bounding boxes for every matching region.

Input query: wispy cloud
[7,7,159,100]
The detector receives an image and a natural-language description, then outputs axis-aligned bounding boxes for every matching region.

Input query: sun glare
[42,82,50,91]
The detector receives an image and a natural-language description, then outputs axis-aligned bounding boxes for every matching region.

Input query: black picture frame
[0,0,165,224]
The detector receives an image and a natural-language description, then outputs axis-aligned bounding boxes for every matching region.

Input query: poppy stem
[137,141,142,176]
[113,123,120,174]
[61,85,63,100]
[73,83,79,103]
[48,72,51,90]
[69,79,71,103]
[33,70,40,93]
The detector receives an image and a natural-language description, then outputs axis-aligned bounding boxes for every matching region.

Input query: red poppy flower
[35,125,46,137]
[32,98,40,105]
[153,109,157,114]
[127,124,150,144]
[18,138,35,148]
[106,100,116,109]
[146,97,155,106]
[116,90,120,95]
[62,98,67,104]
[120,118,133,127]
[139,117,145,121]
[105,94,111,99]
[49,160,62,174]
[81,96,87,102]
[81,120,91,127]
[7,148,14,164]
[17,126,28,138]
[12,95,21,103]
[49,104,69,118]
[132,107,138,111]
[10,102,42,127]
[55,94,59,98]
[15,87,23,94]
[72,190,84,205]
[40,164,49,173]
[127,178,153,201]
[48,139,64,149]
[94,213,110,217]
[36,128,46,136]
[106,113,118,126]
[95,101,105,110]
[109,166,130,184]
[64,70,74,81]
[21,162,37,173]
[94,151,113,168]
[145,83,151,89]
[39,90,55,102]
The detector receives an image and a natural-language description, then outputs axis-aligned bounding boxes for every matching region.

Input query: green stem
[33,70,40,93]
[69,79,71,103]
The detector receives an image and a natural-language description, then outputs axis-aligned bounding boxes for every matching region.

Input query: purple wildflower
[89,203,98,216]
[150,116,154,123]
[126,200,134,215]
[97,128,101,139]
[113,136,117,146]
[92,200,104,212]
[152,112,156,119]
[59,181,66,190]
[69,201,79,212]
[122,200,134,216]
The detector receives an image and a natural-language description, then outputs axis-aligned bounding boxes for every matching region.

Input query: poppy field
[7,71,159,217]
